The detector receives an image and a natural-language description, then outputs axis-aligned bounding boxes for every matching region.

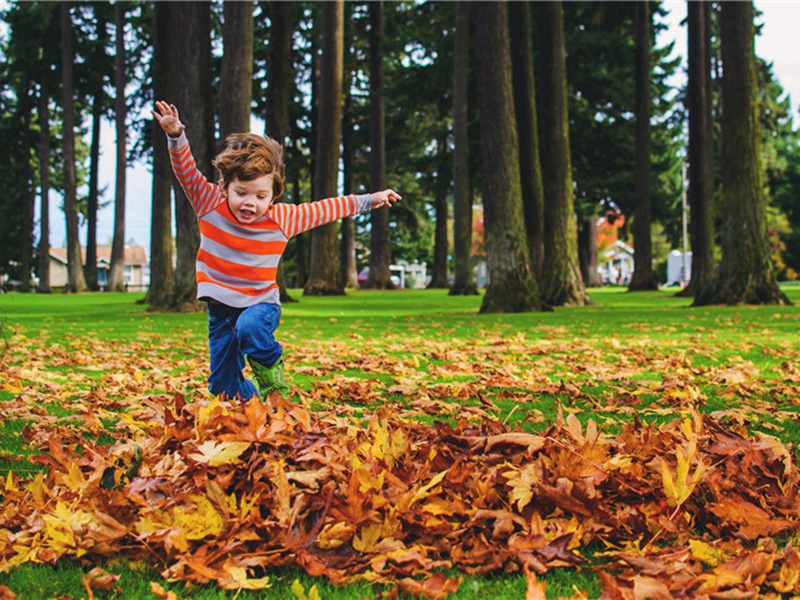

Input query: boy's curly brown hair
[213,133,286,199]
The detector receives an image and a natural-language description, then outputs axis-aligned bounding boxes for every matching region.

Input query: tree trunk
[85,11,107,292]
[220,1,253,138]
[428,101,450,288]
[169,1,212,311]
[450,2,477,296]
[680,0,715,297]
[18,78,34,293]
[694,1,790,306]
[364,1,392,290]
[628,0,658,291]
[60,2,87,293]
[292,174,308,288]
[474,1,544,313]
[108,2,127,293]
[266,1,298,301]
[305,0,345,296]
[340,6,359,290]
[85,94,101,291]
[578,215,602,287]
[145,1,174,308]
[509,1,545,280]
[536,1,589,306]
[37,92,51,294]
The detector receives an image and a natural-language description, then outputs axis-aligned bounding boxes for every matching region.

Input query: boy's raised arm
[151,101,185,138]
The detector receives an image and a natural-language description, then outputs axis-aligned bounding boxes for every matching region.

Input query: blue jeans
[206,301,283,399]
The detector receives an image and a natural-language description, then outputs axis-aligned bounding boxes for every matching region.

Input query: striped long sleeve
[168,132,225,217]
[165,132,372,307]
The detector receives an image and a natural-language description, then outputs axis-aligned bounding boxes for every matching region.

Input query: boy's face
[225,175,274,224]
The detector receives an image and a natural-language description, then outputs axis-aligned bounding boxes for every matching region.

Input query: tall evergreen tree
[474,1,543,313]
[695,1,790,305]
[107,2,127,293]
[427,99,450,289]
[628,0,658,291]
[83,5,111,292]
[536,1,589,306]
[37,91,51,294]
[509,1,545,279]
[340,3,359,290]
[365,1,392,290]
[449,2,477,296]
[220,1,253,138]
[305,0,345,296]
[169,1,213,311]
[145,1,174,308]
[681,0,715,297]
[60,1,88,293]
[265,1,297,301]
[17,76,34,292]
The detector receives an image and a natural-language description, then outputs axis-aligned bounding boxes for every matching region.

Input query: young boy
[152,101,401,401]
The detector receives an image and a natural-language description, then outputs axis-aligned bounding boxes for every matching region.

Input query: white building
[599,240,634,285]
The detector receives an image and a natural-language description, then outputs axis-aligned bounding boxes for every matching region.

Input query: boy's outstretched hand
[370,189,402,209]
[151,101,185,138]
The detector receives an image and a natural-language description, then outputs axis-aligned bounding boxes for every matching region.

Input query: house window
[124,265,134,285]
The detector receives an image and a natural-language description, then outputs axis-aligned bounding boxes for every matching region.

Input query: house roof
[50,246,148,266]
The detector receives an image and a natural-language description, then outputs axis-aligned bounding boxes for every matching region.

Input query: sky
[41,0,800,255]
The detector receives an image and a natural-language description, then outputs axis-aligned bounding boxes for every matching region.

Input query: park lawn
[0,286,799,599]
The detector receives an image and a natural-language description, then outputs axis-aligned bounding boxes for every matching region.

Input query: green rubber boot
[248,355,290,398]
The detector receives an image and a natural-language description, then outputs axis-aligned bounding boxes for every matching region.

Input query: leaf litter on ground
[2,327,800,598]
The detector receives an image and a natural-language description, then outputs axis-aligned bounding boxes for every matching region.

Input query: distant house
[599,240,634,286]
[49,246,150,291]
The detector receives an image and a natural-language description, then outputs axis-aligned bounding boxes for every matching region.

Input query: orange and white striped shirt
[168,132,371,307]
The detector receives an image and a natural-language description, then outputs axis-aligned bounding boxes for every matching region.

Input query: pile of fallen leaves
[2,390,800,598]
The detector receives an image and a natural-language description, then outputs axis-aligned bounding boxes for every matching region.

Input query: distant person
[152,101,401,401]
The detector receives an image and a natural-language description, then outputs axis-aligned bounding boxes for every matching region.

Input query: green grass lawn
[1,285,799,599]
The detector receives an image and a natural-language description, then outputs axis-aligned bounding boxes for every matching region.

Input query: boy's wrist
[356,193,372,213]
[167,130,188,150]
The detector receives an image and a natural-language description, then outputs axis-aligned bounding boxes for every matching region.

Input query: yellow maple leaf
[291,579,321,600]
[408,469,448,509]
[503,463,539,511]
[688,539,727,567]
[218,566,271,590]
[315,521,356,550]
[189,440,250,467]
[353,522,383,552]
[42,501,92,557]
[136,494,224,546]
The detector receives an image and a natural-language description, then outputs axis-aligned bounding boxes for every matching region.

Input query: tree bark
[85,10,108,292]
[680,0,715,297]
[428,101,450,288]
[18,77,34,293]
[578,216,602,287]
[169,1,212,311]
[341,19,359,290]
[536,1,589,306]
[305,0,345,296]
[509,1,545,280]
[220,1,253,138]
[108,2,127,293]
[145,1,174,308]
[694,1,790,306]
[474,1,544,313]
[266,1,298,301]
[365,1,393,290]
[450,2,477,296]
[37,92,51,294]
[628,0,658,291]
[60,2,87,293]
[85,94,102,291]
